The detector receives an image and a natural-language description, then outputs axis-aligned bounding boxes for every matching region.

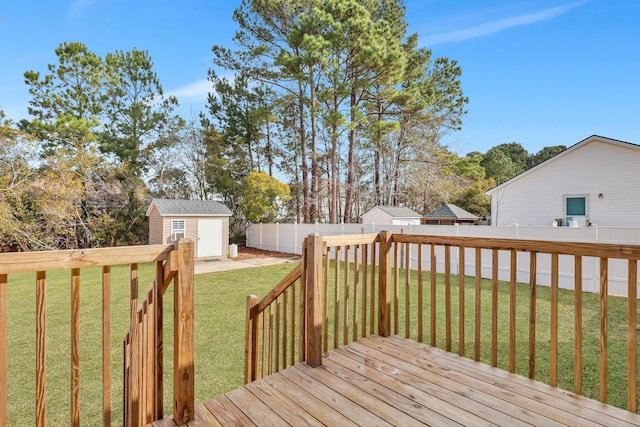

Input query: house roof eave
[485,135,640,196]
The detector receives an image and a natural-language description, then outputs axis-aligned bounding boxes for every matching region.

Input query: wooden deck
[151,335,640,426]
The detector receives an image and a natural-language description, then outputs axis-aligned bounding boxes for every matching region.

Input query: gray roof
[147,198,232,216]
[424,204,478,220]
[373,206,422,218]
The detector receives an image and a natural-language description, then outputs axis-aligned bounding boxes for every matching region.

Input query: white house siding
[491,139,640,227]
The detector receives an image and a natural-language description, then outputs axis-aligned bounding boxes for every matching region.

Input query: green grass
[4,260,638,425]
[4,262,295,426]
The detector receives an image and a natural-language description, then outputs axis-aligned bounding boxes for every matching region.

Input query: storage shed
[361,206,422,225]
[423,203,479,225]
[147,199,232,258]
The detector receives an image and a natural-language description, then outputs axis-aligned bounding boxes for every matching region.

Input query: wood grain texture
[175,335,640,427]
[600,258,608,403]
[628,260,637,412]
[574,256,583,394]
[377,230,392,337]
[430,244,437,347]
[173,239,195,424]
[444,245,451,352]
[474,248,481,362]
[305,233,323,368]
[36,271,46,427]
[0,244,173,274]
[102,266,111,427]
[491,249,498,367]
[458,246,465,356]
[391,234,640,260]
[508,250,516,373]
[71,268,80,427]
[0,274,6,426]
[528,252,537,379]
[550,253,558,387]
[417,244,423,343]
[404,243,410,339]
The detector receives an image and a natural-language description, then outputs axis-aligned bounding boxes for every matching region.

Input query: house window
[565,196,587,227]
[171,219,186,241]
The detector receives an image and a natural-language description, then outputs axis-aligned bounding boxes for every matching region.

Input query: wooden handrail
[0,240,194,427]
[253,263,303,315]
[123,238,194,427]
[0,244,174,273]
[246,230,640,415]
[392,233,640,259]
[322,233,379,247]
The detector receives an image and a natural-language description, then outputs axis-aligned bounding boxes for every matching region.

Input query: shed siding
[148,206,164,245]
[492,140,640,226]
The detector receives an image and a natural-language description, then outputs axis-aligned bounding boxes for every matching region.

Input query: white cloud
[166,79,211,102]
[422,1,589,46]
[67,0,95,20]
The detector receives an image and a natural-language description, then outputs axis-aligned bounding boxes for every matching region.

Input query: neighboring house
[486,135,640,227]
[361,206,422,225]
[147,199,232,258]
[423,203,479,225]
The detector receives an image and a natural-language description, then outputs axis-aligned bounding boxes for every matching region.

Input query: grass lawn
[4,260,638,425]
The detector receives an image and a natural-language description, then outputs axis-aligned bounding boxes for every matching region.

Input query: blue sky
[1,0,638,155]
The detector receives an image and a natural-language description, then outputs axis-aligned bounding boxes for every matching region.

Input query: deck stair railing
[0,238,195,427]
[246,231,639,414]
[123,238,195,427]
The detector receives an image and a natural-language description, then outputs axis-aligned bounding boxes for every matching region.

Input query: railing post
[378,230,392,337]
[173,239,195,424]
[305,233,323,368]
[245,295,258,383]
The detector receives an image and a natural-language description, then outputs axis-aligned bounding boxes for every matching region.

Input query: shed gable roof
[424,203,479,220]
[486,135,640,196]
[368,206,422,218]
[146,199,232,217]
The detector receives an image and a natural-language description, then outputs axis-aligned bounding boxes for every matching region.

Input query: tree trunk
[329,90,339,224]
[298,79,310,223]
[343,86,357,223]
[309,66,318,222]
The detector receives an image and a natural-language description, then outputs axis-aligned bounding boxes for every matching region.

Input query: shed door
[197,219,223,257]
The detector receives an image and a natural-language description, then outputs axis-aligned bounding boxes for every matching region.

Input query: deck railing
[0,239,195,427]
[246,231,639,414]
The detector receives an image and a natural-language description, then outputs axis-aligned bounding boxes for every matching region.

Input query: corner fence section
[123,239,195,427]
[245,233,382,383]
[246,231,639,414]
[0,239,195,427]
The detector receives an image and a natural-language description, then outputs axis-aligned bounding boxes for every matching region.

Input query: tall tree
[22,42,104,151]
[101,49,178,176]
[527,145,566,168]
[211,0,468,223]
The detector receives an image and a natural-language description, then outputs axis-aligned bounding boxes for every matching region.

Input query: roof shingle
[148,199,232,216]
[424,204,478,220]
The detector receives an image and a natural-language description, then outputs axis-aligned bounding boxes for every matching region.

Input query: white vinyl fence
[247,223,640,297]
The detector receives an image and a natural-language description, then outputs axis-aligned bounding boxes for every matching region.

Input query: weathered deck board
[155,335,640,426]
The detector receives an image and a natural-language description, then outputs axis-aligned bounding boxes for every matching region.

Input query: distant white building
[486,135,640,227]
[361,206,422,226]
[423,203,479,225]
